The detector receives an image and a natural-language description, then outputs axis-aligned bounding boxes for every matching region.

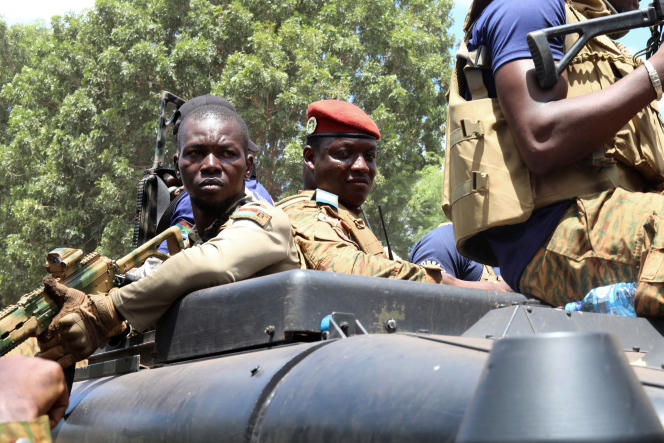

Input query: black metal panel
[253,334,488,442]
[55,334,489,442]
[155,269,529,363]
[463,306,664,367]
[53,331,664,442]
[54,341,327,442]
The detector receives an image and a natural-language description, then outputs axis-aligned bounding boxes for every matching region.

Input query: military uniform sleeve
[288,205,439,283]
[0,415,51,442]
[110,203,298,331]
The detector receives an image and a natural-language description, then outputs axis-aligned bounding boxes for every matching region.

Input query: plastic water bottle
[564,282,637,317]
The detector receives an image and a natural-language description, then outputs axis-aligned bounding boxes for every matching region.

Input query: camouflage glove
[37,277,126,368]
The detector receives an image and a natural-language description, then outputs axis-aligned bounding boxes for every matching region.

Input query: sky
[1,0,651,54]
[0,0,95,26]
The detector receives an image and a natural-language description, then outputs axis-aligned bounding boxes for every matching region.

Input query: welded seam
[501,306,520,337]
[245,340,334,443]
[406,333,491,354]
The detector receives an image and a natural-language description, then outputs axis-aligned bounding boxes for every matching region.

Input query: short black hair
[177,104,249,154]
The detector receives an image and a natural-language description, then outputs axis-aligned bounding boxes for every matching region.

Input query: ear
[245,153,254,179]
[173,152,180,178]
[303,145,315,173]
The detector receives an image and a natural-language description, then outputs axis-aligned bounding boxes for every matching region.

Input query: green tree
[0,0,454,305]
[382,155,448,258]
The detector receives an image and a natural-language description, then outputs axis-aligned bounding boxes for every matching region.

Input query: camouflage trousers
[519,188,664,316]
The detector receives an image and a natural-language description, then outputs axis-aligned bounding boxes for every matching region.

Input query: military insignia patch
[174,219,193,239]
[231,206,272,228]
[306,116,317,135]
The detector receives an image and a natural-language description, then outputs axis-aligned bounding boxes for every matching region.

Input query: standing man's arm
[496,52,664,175]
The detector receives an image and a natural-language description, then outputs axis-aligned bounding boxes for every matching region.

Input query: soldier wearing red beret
[277,100,508,290]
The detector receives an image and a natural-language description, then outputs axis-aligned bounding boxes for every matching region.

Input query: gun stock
[0,226,184,356]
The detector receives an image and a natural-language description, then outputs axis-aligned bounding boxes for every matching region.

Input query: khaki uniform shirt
[277,190,439,283]
[110,194,300,331]
[0,415,51,442]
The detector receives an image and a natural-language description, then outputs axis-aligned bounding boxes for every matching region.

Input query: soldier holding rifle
[37,95,300,367]
[444,0,664,315]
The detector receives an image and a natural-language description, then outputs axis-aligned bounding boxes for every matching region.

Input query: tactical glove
[37,277,126,368]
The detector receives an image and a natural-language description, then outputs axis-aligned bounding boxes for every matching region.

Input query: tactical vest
[277,190,387,257]
[442,0,664,265]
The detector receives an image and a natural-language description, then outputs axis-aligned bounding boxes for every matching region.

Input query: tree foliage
[0,0,454,305]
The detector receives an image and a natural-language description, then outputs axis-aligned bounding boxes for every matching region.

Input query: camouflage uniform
[6,338,40,359]
[0,416,51,442]
[278,190,440,283]
[519,188,664,316]
[110,192,300,331]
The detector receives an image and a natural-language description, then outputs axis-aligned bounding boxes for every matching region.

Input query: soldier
[0,355,68,441]
[443,0,664,315]
[157,130,274,255]
[38,96,300,367]
[277,99,507,290]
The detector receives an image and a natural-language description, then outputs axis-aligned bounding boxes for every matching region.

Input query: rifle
[132,91,185,248]
[527,0,664,89]
[0,226,184,356]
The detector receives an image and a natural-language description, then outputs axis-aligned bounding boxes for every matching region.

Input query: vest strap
[450,119,484,146]
[458,44,491,100]
[451,171,489,205]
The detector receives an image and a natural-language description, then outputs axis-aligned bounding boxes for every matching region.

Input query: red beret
[306,99,380,140]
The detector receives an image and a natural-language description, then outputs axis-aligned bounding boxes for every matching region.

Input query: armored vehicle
[54,269,664,442]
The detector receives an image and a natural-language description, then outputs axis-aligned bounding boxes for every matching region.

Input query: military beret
[172,94,236,135]
[306,99,380,140]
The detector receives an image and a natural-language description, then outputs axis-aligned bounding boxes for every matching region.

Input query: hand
[440,273,512,292]
[470,279,513,292]
[0,355,69,428]
[37,277,125,368]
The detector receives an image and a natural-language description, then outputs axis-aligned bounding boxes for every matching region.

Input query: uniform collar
[189,192,251,244]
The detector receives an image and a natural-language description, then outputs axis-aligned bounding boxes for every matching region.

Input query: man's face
[307,137,377,209]
[174,117,251,213]
[610,0,639,12]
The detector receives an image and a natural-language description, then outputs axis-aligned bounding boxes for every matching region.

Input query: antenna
[378,205,394,260]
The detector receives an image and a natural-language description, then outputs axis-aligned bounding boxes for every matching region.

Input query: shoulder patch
[231,206,272,228]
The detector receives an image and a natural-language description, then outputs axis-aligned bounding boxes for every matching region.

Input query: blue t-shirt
[409,224,500,281]
[466,0,570,292]
[246,178,274,205]
[157,179,274,254]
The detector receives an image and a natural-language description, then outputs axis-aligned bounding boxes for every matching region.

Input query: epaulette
[276,192,312,209]
[313,188,338,209]
[230,205,272,228]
